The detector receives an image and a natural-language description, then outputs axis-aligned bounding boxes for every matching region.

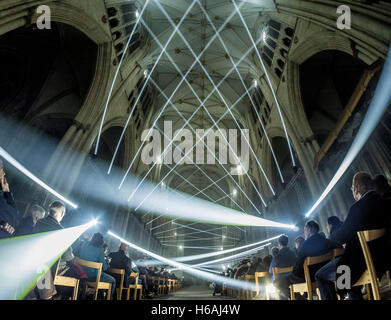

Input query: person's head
[257,257,263,264]
[304,220,319,240]
[352,172,373,201]
[90,232,104,247]
[29,204,46,224]
[271,246,279,257]
[119,242,128,252]
[294,236,305,250]
[48,201,66,223]
[373,174,391,198]
[81,232,90,240]
[278,235,289,248]
[251,256,258,264]
[327,216,342,235]
[103,243,109,255]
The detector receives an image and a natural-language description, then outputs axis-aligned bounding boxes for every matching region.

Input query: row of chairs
[226,229,391,300]
[52,258,182,300]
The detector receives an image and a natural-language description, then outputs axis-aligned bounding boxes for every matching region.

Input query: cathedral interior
[0,0,391,301]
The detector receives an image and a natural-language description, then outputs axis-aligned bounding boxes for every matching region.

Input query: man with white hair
[33,201,75,299]
[0,158,18,238]
[15,204,46,236]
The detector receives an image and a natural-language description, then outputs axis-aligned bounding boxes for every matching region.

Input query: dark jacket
[109,250,133,287]
[330,191,391,286]
[269,247,296,275]
[34,215,74,274]
[0,191,18,238]
[293,233,341,280]
[15,216,35,236]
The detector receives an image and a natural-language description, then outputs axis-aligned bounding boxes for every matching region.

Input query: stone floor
[154,282,391,300]
[156,285,235,300]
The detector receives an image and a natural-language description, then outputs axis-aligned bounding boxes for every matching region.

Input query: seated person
[78,233,116,299]
[72,232,91,257]
[274,221,340,299]
[316,172,391,300]
[33,201,75,300]
[234,260,250,279]
[327,216,343,237]
[15,204,45,236]
[294,236,305,256]
[269,235,296,281]
[247,256,266,275]
[0,160,18,238]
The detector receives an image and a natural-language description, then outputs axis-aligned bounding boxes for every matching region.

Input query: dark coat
[15,216,35,236]
[330,191,391,286]
[109,250,133,287]
[271,247,296,269]
[293,233,341,281]
[0,191,18,238]
[34,215,74,273]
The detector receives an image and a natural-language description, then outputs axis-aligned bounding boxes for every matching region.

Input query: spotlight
[253,79,258,87]
[135,10,139,18]
[220,247,223,251]
[262,30,267,42]
[179,245,183,249]
[143,69,148,78]
[232,189,237,196]
[89,219,98,226]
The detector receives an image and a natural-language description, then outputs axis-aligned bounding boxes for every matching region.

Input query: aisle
[157,285,236,300]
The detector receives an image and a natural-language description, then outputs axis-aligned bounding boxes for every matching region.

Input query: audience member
[294,236,305,256]
[274,221,340,299]
[0,159,18,238]
[373,174,391,199]
[327,216,343,237]
[33,201,75,299]
[315,172,390,300]
[78,232,116,299]
[73,232,91,257]
[15,204,45,236]
[269,235,296,280]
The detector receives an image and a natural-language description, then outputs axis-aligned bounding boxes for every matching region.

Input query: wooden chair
[53,259,80,300]
[272,267,293,300]
[351,229,386,300]
[106,268,125,300]
[243,274,255,299]
[290,251,334,300]
[254,271,268,299]
[74,257,112,300]
[128,272,142,300]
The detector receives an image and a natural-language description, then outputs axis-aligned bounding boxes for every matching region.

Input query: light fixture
[143,69,148,78]
[179,245,183,249]
[135,10,139,18]
[262,29,267,42]
[253,79,258,87]
[232,188,237,196]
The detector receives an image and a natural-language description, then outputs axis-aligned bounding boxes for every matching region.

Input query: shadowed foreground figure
[315,172,391,300]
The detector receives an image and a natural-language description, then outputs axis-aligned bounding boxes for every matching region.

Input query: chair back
[333,247,345,258]
[303,251,334,284]
[107,268,125,287]
[130,272,139,285]
[357,228,386,300]
[74,257,103,283]
[272,266,293,279]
